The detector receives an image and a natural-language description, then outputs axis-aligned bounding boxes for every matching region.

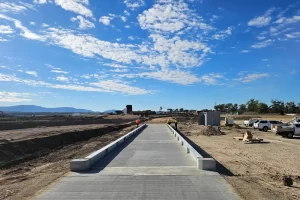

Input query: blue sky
[0,0,299,111]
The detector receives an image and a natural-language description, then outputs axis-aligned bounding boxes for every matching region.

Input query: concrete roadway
[34,124,240,200]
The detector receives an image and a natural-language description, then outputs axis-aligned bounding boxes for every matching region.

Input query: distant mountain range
[103,109,117,113]
[0,105,93,113]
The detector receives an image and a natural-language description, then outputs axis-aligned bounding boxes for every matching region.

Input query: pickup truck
[253,120,283,132]
[273,124,300,138]
[244,119,259,127]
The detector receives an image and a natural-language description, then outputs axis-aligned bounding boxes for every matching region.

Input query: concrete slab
[34,124,240,200]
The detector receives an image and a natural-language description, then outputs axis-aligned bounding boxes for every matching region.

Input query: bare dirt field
[0,125,136,200]
[168,115,300,200]
[0,114,141,199]
[0,114,138,131]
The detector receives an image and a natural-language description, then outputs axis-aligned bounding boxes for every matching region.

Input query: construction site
[0,111,299,200]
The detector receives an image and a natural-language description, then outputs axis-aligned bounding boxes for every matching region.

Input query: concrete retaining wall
[70,124,147,172]
[167,124,216,171]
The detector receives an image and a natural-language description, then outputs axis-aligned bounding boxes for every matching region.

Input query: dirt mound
[187,125,224,136]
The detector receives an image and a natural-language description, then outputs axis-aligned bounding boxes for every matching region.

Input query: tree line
[214,99,300,114]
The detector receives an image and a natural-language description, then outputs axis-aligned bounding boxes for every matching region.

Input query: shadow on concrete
[173,126,235,177]
[78,125,148,174]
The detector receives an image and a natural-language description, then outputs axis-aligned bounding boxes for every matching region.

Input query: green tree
[247,99,259,112]
[179,108,184,112]
[270,100,285,114]
[238,104,247,114]
[285,102,296,113]
[257,103,269,113]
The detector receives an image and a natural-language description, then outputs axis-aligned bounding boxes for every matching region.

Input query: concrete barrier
[70,124,147,172]
[167,124,216,171]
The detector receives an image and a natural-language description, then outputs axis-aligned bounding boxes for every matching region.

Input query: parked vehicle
[273,124,300,138]
[244,119,259,127]
[225,118,234,126]
[253,120,283,131]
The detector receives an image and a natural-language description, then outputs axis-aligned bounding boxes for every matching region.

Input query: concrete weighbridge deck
[34,124,240,200]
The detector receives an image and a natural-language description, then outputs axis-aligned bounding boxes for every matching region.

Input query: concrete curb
[167,124,216,171]
[70,124,147,172]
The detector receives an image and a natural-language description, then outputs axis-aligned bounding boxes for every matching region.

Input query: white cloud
[200,73,224,85]
[0,37,8,42]
[128,36,134,40]
[235,73,269,83]
[0,25,14,34]
[25,71,38,77]
[56,75,69,82]
[0,2,28,13]
[29,22,36,26]
[0,14,45,41]
[262,58,268,61]
[275,15,300,25]
[285,32,300,39]
[41,23,49,27]
[121,16,127,22]
[124,25,130,28]
[99,16,112,26]
[116,38,121,41]
[241,50,250,53]
[91,80,151,95]
[81,74,92,79]
[110,69,129,73]
[124,10,130,16]
[136,70,200,85]
[33,0,48,4]
[124,0,145,10]
[248,8,275,27]
[251,39,273,49]
[257,35,266,40]
[71,15,95,29]
[248,16,272,27]
[0,73,151,95]
[138,1,213,34]
[51,69,69,74]
[212,27,232,40]
[103,63,128,68]
[0,65,9,69]
[53,0,93,18]
[0,91,32,102]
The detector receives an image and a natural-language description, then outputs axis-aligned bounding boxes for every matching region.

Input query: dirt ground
[176,120,300,200]
[0,125,136,200]
[0,124,111,141]
[0,115,138,131]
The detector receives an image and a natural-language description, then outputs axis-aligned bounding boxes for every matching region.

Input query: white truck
[225,118,234,126]
[253,120,283,132]
[273,123,300,138]
[244,119,259,127]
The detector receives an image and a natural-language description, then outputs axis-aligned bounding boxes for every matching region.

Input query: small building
[198,111,220,126]
[126,105,132,114]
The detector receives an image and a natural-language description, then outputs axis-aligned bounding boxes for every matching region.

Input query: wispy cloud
[0,25,14,34]
[0,14,45,41]
[251,39,273,48]
[53,0,93,18]
[71,15,95,29]
[0,2,29,13]
[235,72,269,83]
[25,71,38,77]
[241,50,250,53]
[0,91,32,102]
[248,7,276,27]
[200,73,225,85]
[0,73,151,95]
[56,75,69,82]
[124,0,145,10]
